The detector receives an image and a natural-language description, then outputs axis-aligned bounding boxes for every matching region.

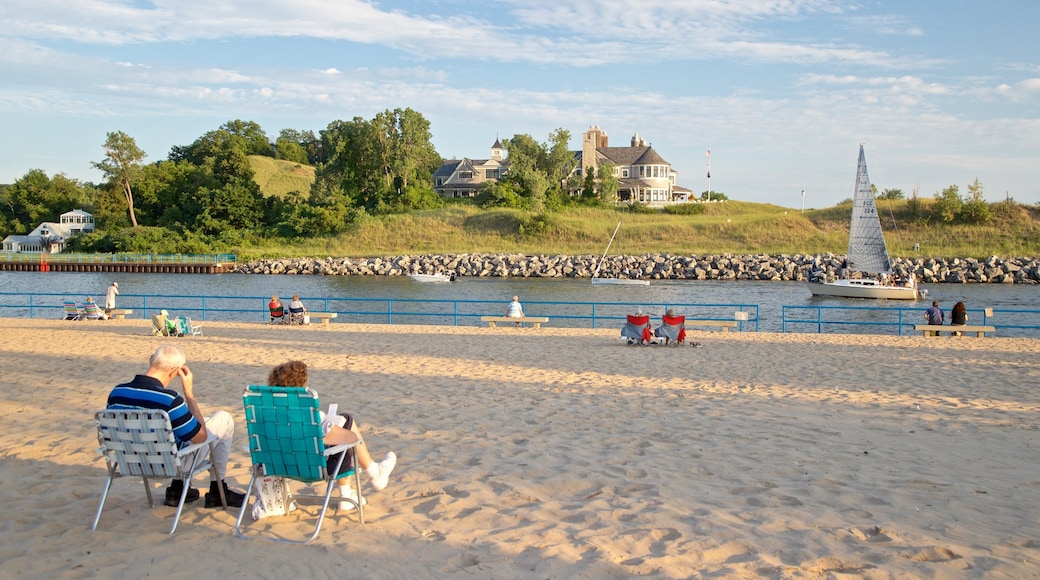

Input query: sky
[1,0,1038,208]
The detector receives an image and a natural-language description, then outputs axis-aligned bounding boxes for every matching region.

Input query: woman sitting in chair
[267,360,396,509]
[268,296,285,324]
[288,295,308,325]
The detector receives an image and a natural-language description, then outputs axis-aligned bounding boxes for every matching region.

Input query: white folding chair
[92,409,226,534]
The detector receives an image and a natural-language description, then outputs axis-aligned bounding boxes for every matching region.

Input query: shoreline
[2,319,1038,577]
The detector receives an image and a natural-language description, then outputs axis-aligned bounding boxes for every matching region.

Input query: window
[622,169,629,178]
[459,171,474,179]
[485,169,499,179]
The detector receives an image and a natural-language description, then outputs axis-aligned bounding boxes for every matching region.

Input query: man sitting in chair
[107,345,246,508]
[654,308,687,346]
[621,309,653,346]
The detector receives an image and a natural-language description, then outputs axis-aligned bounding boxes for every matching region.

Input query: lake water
[2,271,1037,337]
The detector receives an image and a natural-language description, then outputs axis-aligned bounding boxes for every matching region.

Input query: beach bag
[303,314,310,325]
[251,476,297,520]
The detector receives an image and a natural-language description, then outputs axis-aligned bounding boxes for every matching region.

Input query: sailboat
[591,221,650,286]
[807,145,923,300]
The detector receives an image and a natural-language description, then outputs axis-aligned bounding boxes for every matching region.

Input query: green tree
[597,162,619,205]
[93,131,146,227]
[958,178,991,224]
[932,185,962,224]
[700,190,729,201]
[275,128,316,165]
[878,188,904,200]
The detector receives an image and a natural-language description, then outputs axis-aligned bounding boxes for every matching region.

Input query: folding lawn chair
[62,300,83,320]
[235,385,363,544]
[92,409,227,534]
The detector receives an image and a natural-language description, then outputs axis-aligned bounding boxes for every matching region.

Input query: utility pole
[801,189,805,213]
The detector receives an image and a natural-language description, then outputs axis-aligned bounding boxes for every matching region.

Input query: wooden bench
[108,309,133,320]
[686,320,738,332]
[914,324,995,338]
[307,312,338,325]
[481,316,549,329]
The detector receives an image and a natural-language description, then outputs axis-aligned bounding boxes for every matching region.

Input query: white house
[2,209,95,253]
[432,127,693,206]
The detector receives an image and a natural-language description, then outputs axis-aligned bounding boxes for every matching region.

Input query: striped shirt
[107,375,202,443]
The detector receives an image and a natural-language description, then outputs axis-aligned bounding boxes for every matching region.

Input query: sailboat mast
[593,220,623,279]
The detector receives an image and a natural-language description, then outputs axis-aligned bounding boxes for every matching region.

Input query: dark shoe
[165,481,200,507]
[205,481,246,508]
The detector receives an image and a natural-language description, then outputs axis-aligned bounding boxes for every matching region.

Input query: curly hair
[268,360,308,387]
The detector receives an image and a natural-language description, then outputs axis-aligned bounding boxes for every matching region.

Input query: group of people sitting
[268,295,309,325]
[622,308,700,347]
[106,345,397,515]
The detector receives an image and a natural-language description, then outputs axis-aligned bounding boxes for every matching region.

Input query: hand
[177,365,195,398]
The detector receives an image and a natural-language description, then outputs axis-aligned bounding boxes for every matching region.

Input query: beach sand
[1,318,1037,578]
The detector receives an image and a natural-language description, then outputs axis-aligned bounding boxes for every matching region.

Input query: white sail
[846,145,892,274]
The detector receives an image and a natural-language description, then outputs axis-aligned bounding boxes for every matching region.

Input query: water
[1,271,1037,336]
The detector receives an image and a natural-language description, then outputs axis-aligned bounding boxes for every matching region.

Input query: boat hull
[807,280,921,300]
[409,274,453,283]
[592,278,650,286]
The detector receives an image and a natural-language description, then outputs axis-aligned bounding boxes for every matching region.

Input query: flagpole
[706,148,711,202]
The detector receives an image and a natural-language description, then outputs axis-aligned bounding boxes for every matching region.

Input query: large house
[2,209,95,253]
[433,126,692,206]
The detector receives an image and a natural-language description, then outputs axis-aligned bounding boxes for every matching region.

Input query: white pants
[183,410,234,481]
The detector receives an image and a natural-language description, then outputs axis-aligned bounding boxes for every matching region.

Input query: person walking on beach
[950,301,968,337]
[104,282,119,314]
[505,295,525,326]
[107,344,246,508]
[266,360,397,511]
[924,300,944,336]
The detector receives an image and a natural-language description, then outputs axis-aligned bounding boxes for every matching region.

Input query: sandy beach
[1,318,1037,578]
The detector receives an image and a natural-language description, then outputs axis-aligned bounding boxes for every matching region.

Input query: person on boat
[266,360,397,511]
[505,295,525,326]
[621,309,653,346]
[924,300,944,336]
[950,301,968,337]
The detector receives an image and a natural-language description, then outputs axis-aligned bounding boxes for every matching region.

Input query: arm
[179,366,209,444]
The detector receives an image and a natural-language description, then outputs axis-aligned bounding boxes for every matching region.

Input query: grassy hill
[245,157,1040,259]
[249,155,315,198]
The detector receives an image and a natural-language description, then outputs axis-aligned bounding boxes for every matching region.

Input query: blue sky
[1,0,1037,207]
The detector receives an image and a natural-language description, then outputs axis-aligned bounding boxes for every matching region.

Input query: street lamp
[801,189,805,213]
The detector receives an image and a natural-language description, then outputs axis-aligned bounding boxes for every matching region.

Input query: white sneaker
[369,452,397,491]
[338,485,367,512]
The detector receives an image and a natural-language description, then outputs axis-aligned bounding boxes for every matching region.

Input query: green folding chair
[235,385,363,544]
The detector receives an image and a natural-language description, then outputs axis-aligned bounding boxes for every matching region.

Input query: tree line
[0,109,1008,254]
[0,110,642,253]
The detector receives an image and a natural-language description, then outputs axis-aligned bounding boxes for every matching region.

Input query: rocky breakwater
[234,254,1040,284]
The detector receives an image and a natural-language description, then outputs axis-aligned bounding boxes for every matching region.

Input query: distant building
[433,127,692,206]
[2,209,95,253]
[433,138,507,198]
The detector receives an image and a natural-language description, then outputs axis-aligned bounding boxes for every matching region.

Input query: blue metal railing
[0,253,236,264]
[779,304,1040,336]
[0,292,758,330]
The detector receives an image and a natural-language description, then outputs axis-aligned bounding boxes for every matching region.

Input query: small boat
[591,221,650,286]
[807,145,923,300]
[409,272,456,283]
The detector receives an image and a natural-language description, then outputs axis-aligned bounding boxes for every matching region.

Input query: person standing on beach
[267,360,397,511]
[107,344,246,509]
[505,295,525,327]
[924,300,944,336]
[104,282,119,314]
